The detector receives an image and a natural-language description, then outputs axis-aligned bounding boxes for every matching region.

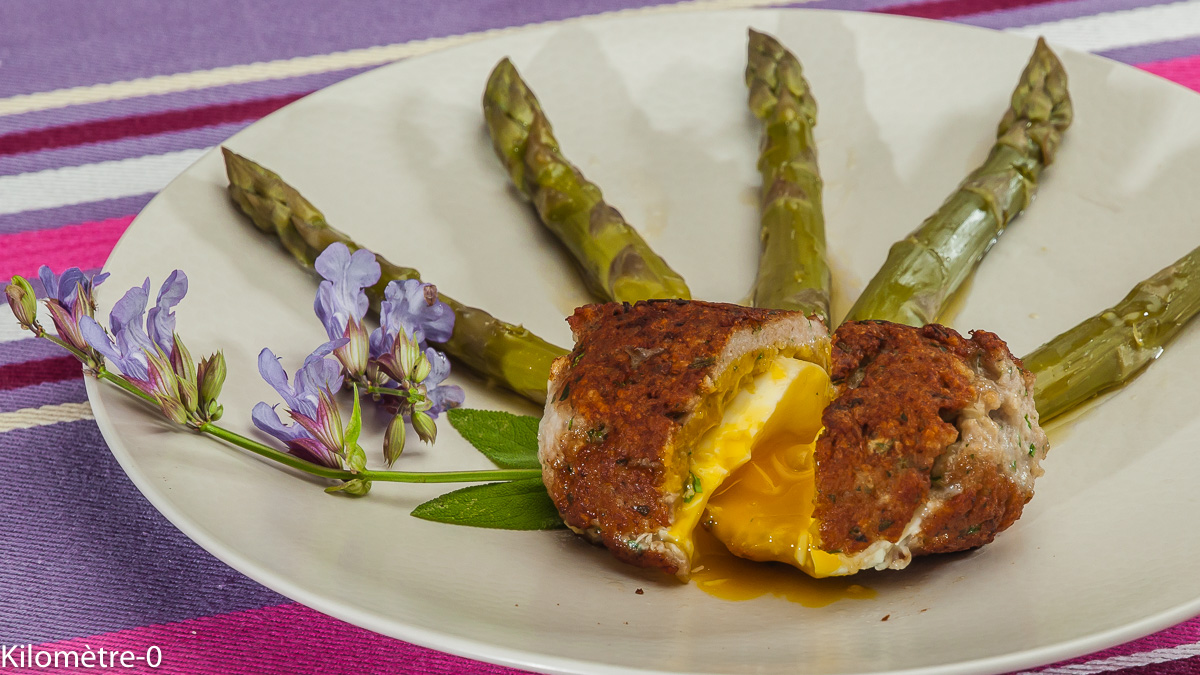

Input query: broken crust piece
[813,321,1050,570]
[538,300,829,578]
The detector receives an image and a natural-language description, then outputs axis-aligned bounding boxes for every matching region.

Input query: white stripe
[1012,641,1200,675]
[0,304,53,344]
[1008,0,1200,53]
[0,0,788,117]
[0,148,207,216]
[0,401,93,433]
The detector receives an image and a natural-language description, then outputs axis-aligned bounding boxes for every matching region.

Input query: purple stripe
[0,121,247,177]
[955,0,1170,29]
[0,67,373,137]
[0,419,287,643]
[0,378,87,415]
[0,194,150,236]
[1097,35,1200,64]
[1,0,683,99]
[0,337,69,368]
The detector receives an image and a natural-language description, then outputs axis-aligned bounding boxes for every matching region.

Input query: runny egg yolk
[665,357,834,572]
[702,359,847,578]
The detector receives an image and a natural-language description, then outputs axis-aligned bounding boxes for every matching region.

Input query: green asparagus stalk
[1025,245,1200,422]
[483,58,691,304]
[221,147,567,405]
[845,37,1073,327]
[746,29,831,326]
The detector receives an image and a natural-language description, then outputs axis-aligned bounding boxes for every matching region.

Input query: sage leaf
[344,383,362,450]
[447,408,540,470]
[411,478,564,530]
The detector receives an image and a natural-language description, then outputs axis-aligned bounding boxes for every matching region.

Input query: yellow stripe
[0,0,788,117]
[0,401,93,433]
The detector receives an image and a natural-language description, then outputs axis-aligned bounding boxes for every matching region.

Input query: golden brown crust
[544,300,804,574]
[912,453,1030,553]
[814,321,1027,555]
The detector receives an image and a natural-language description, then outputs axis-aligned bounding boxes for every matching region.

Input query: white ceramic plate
[87,9,1200,675]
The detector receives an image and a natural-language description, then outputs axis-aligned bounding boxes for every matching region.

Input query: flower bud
[172,334,199,414]
[383,413,407,467]
[5,276,38,330]
[396,330,421,382]
[335,319,370,378]
[411,409,437,444]
[411,386,431,412]
[157,395,190,425]
[65,284,99,357]
[422,284,438,307]
[325,478,371,497]
[346,442,367,473]
[410,351,432,384]
[206,400,224,422]
[46,301,84,351]
[197,351,227,411]
[71,282,95,320]
[144,351,181,404]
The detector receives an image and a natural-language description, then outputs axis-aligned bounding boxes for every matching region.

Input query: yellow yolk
[689,527,875,606]
[703,361,848,578]
[665,358,822,562]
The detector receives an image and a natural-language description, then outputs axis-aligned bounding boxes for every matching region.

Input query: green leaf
[411,478,565,530]
[447,408,540,470]
[345,383,363,450]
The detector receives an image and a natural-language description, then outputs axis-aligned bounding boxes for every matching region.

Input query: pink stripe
[0,215,133,282]
[18,603,1200,675]
[20,603,528,675]
[1021,621,1200,673]
[1137,54,1200,92]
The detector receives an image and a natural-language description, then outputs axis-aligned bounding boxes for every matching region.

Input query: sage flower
[422,348,464,417]
[369,279,461,416]
[369,279,454,359]
[37,266,109,359]
[79,271,213,425]
[313,243,379,380]
[252,340,356,470]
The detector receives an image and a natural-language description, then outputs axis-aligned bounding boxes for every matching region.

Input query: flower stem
[97,368,157,405]
[94,369,542,485]
[199,422,350,479]
[199,422,541,483]
[366,385,407,398]
[361,468,543,483]
[40,332,93,363]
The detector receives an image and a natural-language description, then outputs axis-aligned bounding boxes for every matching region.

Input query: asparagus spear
[1025,245,1200,422]
[483,58,691,303]
[222,147,567,405]
[845,38,1073,327]
[746,29,831,326]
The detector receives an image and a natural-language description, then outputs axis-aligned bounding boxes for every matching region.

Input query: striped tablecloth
[2,1,1199,673]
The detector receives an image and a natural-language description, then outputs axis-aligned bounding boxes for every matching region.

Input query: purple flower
[79,272,202,425]
[37,266,110,356]
[252,340,351,470]
[39,266,109,310]
[422,348,464,417]
[314,243,379,379]
[81,272,187,382]
[369,279,454,360]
